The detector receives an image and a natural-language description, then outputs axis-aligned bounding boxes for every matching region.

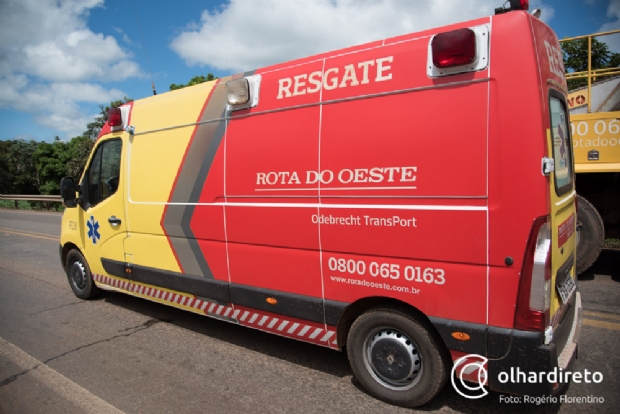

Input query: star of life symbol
[451,354,489,399]
[87,216,100,244]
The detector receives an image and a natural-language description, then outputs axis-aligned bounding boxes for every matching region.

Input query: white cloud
[35,113,96,138]
[0,77,125,137]
[171,0,555,73]
[598,0,620,53]
[0,0,135,82]
[530,0,555,22]
[0,0,140,139]
[113,27,136,47]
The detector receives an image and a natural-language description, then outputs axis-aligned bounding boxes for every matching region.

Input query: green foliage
[0,200,14,208]
[6,139,38,194]
[65,136,95,180]
[0,200,33,210]
[0,138,68,196]
[604,238,620,249]
[0,199,64,212]
[561,37,620,90]
[170,74,218,91]
[0,141,13,194]
[33,140,71,194]
[0,97,131,198]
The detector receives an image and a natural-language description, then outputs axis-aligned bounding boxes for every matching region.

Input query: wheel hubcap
[70,261,86,290]
[364,328,422,390]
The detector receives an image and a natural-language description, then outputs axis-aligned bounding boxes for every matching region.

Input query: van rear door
[531,16,578,333]
[547,90,577,330]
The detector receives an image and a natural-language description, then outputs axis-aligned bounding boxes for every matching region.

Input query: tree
[67,97,133,182]
[170,74,218,91]
[562,37,620,90]
[65,136,95,180]
[0,97,133,203]
[6,139,39,194]
[32,140,71,195]
[0,140,15,194]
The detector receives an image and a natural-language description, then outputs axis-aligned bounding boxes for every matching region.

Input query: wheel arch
[61,242,81,271]
[335,297,447,355]
[342,298,453,407]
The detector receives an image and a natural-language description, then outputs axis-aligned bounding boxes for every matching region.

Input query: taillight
[108,107,122,127]
[495,0,529,14]
[431,28,477,68]
[515,216,551,331]
[512,0,530,10]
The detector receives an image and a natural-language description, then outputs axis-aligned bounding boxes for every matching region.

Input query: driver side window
[85,139,122,208]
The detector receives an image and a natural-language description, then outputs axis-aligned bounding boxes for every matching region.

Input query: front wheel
[65,249,100,299]
[347,308,448,407]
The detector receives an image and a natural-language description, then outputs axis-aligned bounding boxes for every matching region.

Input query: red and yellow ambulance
[60,1,582,407]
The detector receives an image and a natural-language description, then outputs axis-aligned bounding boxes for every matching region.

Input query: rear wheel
[576,195,604,274]
[347,308,447,407]
[65,249,100,299]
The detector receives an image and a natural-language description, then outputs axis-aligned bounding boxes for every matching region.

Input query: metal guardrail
[560,29,620,113]
[0,194,63,210]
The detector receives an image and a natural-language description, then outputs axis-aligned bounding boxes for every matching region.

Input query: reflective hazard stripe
[92,274,338,349]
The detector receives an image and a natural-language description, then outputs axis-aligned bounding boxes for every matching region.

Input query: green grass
[0,199,64,212]
[604,238,620,249]
[0,200,33,210]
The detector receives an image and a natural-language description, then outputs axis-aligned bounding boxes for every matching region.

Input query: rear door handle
[108,216,122,226]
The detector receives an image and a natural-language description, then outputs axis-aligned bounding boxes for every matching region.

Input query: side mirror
[60,177,78,208]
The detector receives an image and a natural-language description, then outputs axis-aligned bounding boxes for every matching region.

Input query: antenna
[131,0,157,95]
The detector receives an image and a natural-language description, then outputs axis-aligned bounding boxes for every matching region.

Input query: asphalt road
[0,208,618,414]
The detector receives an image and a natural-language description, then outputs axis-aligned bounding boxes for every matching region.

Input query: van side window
[549,95,573,195]
[85,139,122,208]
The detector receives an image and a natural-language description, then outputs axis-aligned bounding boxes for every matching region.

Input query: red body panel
[98,11,569,355]
[196,13,547,329]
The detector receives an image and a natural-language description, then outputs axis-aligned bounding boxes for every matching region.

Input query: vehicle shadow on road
[428,388,567,414]
[99,291,579,414]
[100,291,352,379]
[349,375,566,413]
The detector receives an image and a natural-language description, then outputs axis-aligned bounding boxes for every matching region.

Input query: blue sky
[1,0,619,143]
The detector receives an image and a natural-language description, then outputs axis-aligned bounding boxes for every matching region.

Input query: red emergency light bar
[108,107,122,127]
[495,0,529,14]
[516,0,529,9]
[431,28,477,69]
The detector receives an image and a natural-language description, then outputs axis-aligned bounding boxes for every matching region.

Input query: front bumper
[488,291,583,396]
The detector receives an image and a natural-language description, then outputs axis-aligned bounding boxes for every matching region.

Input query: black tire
[347,307,448,407]
[65,249,100,299]
[576,195,605,275]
